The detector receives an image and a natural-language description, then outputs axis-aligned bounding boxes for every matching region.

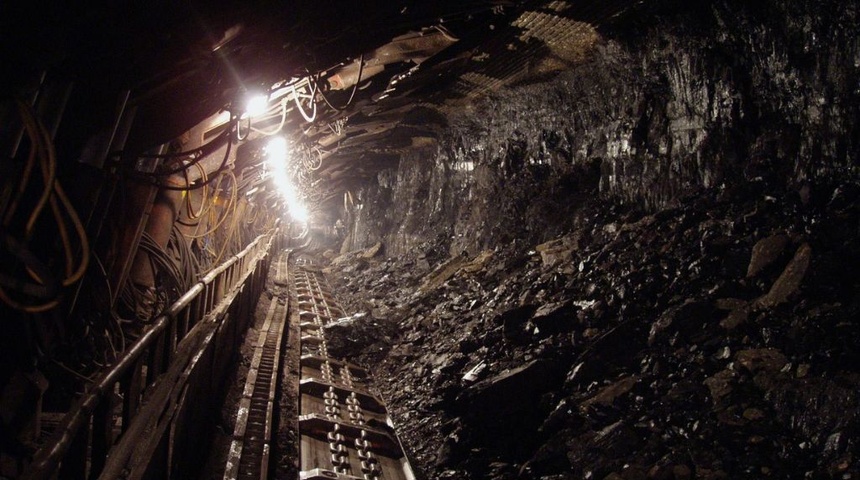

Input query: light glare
[290,204,310,222]
[266,137,288,161]
[263,137,310,223]
[245,94,268,117]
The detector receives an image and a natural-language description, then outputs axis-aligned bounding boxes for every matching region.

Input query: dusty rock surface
[324,181,860,480]
[318,2,860,478]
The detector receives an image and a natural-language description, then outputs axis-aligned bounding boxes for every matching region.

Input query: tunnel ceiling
[2,0,641,205]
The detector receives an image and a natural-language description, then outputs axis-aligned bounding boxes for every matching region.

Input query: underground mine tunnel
[1,0,859,479]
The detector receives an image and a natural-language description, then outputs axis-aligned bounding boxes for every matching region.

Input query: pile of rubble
[323,180,860,480]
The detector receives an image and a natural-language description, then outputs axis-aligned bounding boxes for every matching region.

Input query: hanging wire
[250,97,288,136]
[0,100,90,312]
[292,79,318,122]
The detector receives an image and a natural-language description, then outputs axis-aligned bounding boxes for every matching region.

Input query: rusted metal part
[21,230,277,480]
[292,265,416,480]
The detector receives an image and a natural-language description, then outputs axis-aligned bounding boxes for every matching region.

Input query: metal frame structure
[22,229,281,480]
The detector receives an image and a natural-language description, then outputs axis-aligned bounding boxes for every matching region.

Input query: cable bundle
[0,100,90,312]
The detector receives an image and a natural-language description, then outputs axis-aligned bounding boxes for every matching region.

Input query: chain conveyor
[292,261,416,480]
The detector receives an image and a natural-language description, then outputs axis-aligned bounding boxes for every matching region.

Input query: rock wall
[343,0,860,258]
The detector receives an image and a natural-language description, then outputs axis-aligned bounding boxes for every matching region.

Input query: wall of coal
[343,0,860,258]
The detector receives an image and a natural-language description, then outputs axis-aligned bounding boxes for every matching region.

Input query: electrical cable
[92,250,126,353]
[154,130,233,191]
[52,360,94,383]
[236,115,252,141]
[18,101,55,236]
[115,124,229,163]
[182,163,207,220]
[292,80,318,122]
[138,231,185,297]
[250,97,288,136]
[182,171,237,239]
[2,104,38,226]
[0,231,56,298]
[49,192,74,279]
[52,177,90,286]
[123,114,235,181]
[32,103,89,286]
[213,170,241,265]
[307,147,324,171]
[0,101,90,312]
[178,163,218,227]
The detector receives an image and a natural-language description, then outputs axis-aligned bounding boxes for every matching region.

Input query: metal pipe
[128,175,183,292]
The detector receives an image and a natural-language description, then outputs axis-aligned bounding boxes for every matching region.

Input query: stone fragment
[647,464,671,480]
[620,215,656,232]
[719,304,750,330]
[539,245,574,268]
[458,360,554,415]
[716,405,747,426]
[703,369,736,405]
[360,241,383,259]
[671,464,692,480]
[648,299,711,345]
[522,440,572,477]
[494,304,538,340]
[435,435,461,466]
[581,375,638,411]
[540,398,579,434]
[755,243,811,309]
[715,298,747,310]
[743,407,765,421]
[531,301,573,334]
[461,361,487,383]
[648,312,674,346]
[389,343,415,360]
[461,250,494,273]
[419,255,468,292]
[747,234,789,278]
[535,233,585,268]
[696,469,729,480]
[735,348,788,373]
[621,465,649,480]
[323,313,392,357]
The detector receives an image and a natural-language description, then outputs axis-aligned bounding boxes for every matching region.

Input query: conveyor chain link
[293,263,415,480]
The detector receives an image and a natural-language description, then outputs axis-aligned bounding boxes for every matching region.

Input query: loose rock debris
[321,183,860,480]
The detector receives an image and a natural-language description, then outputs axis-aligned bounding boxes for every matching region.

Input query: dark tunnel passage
[1,0,859,479]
